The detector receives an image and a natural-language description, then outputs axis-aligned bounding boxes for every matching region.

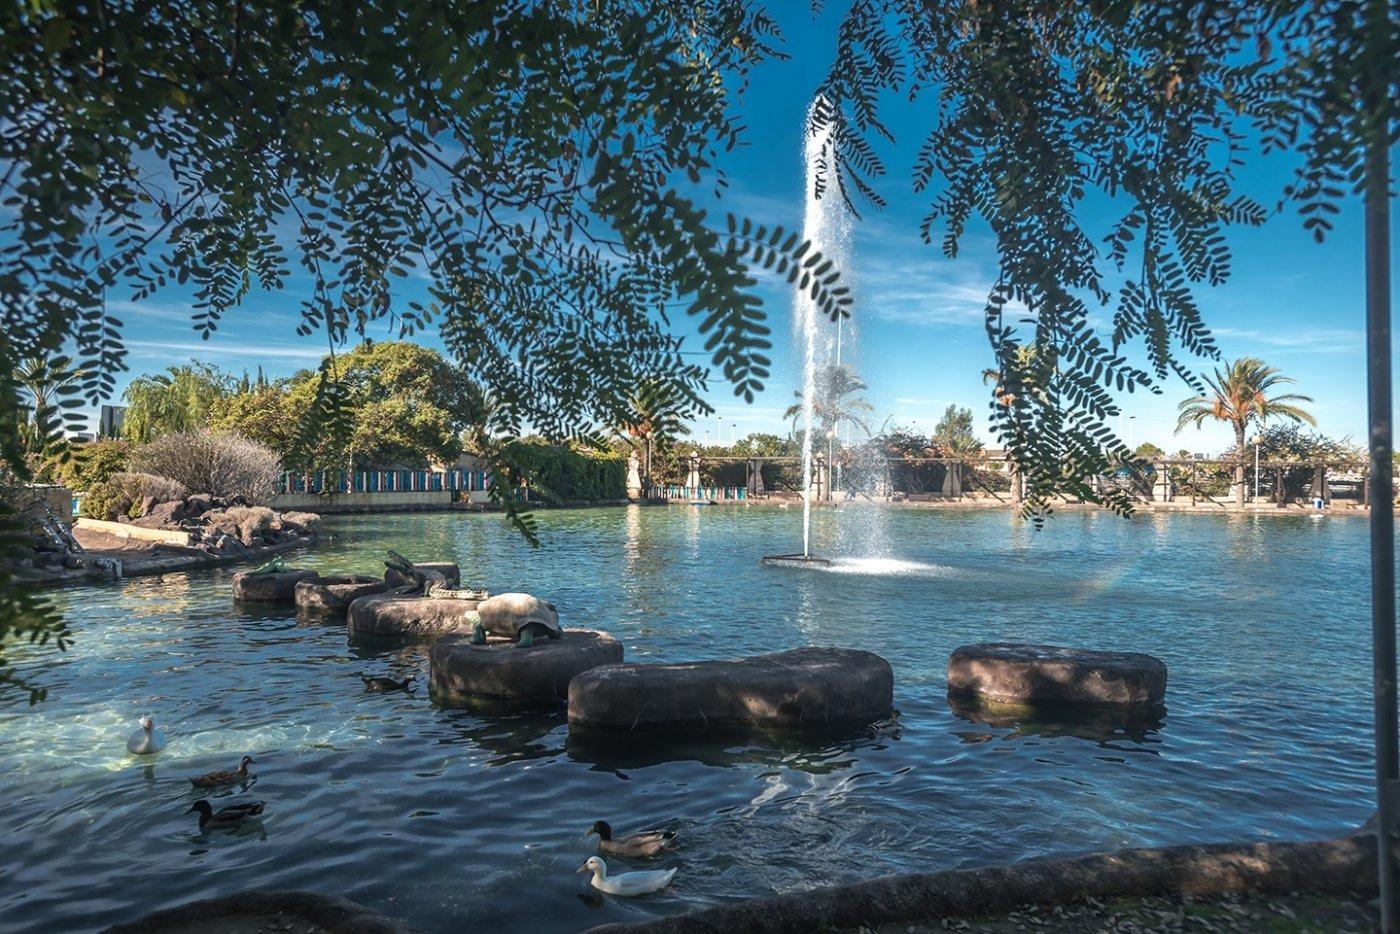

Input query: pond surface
[0,505,1377,933]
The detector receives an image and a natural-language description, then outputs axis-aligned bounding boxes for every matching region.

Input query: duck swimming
[588,820,678,858]
[577,856,676,896]
[126,715,167,755]
[188,756,255,789]
[187,799,265,830]
[361,675,414,693]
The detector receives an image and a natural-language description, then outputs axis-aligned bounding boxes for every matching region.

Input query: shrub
[130,429,280,503]
[502,441,626,503]
[55,439,131,493]
[80,472,187,520]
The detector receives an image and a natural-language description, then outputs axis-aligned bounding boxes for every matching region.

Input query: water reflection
[945,694,1166,751]
[566,727,874,775]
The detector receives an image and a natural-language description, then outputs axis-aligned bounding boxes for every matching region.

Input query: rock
[476,592,561,639]
[431,628,623,706]
[346,593,480,639]
[102,889,411,934]
[150,499,186,525]
[184,493,213,518]
[568,647,894,735]
[232,568,319,603]
[384,561,460,589]
[946,642,1167,708]
[295,575,388,614]
[279,510,321,535]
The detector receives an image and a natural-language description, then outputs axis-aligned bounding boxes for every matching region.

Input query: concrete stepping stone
[232,568,318,603]
[430,629,623,706]
[294,575,387,614]
[947,642,1167,708]
[346,593,482,639]
[567,647,893,734]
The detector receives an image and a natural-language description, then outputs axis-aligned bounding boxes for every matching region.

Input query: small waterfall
[795,99,852,557]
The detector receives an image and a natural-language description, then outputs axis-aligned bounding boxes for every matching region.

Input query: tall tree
[931,404,983,456]
[1175,357,1316,505]
[121,362,233,443]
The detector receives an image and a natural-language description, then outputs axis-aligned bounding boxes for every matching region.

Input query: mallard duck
[588,820,678,858]
[577,856,675,896]
[188,756,255,788]
[361,675,414,693]
[126,715,167,755]
[187,799,265,830]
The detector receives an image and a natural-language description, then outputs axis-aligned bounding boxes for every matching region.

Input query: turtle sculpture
[383,550,487,601]
[476,592,562,647]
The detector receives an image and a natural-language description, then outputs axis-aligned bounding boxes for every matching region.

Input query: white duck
[577,856,676,897]
[126,715,167,755]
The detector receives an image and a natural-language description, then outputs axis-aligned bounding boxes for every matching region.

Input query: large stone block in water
[347,593,480,639]
[431,629,623,705]
[232,568,318,603]
[567,647,894,734]
[295,575,387,614]
[383,561,460,589]
[947,642,1167,708]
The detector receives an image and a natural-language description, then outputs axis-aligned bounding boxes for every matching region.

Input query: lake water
[0,505,1376,932]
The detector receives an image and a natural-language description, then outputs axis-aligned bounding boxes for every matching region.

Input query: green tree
[121,362,233,444]
[1176,358,1316,505]
[615,380,694,489]
[54,438,131,493]
[1133,442,1166,461]
[287,341,485,470]
[208,385,300,458]
[12,355,82,477]
[931,405,983,456]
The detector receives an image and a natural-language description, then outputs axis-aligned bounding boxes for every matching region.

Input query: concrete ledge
[233,568,318,603]
[102,889,410,933]
[347,593,479,639]
[586,831,1376,934]
[431,628,622,706]
[76,516,193,547]
[948,642,1167,708]
[568,647,893,734]
[295,576,388,614]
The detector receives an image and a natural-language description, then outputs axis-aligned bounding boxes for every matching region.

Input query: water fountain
[762,98,851,570]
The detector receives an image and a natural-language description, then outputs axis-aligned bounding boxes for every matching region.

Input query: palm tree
[1176,357,1316,505]
[14,354,81,471]
[616,380,691,490]
[784,364,874,442]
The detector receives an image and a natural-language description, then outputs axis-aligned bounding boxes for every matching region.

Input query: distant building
[99,404,125,439]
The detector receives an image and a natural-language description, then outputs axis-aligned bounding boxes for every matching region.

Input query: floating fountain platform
[760,553,832,568]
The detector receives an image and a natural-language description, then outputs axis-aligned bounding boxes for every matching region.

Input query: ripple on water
[0,507,1377,933]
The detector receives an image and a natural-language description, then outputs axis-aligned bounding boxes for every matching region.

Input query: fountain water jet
[762,98,853,571]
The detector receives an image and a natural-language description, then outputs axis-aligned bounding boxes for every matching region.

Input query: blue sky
[96,6,1394,455]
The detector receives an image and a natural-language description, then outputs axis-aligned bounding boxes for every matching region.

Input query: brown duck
[362,675,415,693]
[588,820,678,858]
[187,799,265,830]
[188,756,255,789]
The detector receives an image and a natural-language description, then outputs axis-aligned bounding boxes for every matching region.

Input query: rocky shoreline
[9,493,320,589]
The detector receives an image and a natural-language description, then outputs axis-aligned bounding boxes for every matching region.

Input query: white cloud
[126,339,325,362]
